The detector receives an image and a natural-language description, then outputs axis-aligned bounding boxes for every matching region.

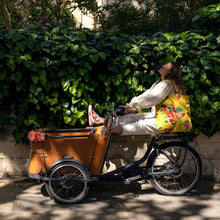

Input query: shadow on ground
[0,177,219,220]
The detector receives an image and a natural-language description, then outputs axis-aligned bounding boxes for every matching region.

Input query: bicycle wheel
[45,161,90,204]
[148,141,201,196]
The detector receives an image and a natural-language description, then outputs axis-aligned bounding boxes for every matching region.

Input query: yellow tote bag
[156,81,192,132]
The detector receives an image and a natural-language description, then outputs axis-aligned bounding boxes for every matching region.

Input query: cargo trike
[28,108,202,204]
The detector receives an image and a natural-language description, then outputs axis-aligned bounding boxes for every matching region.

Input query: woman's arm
[127,80,174,110]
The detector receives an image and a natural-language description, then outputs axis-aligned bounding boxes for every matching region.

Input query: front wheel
[45,161,90,204]
[148,141,201,196]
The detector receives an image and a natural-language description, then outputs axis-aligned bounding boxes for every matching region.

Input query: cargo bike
[28,108,202,204]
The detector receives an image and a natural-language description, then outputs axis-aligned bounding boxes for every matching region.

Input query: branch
[4,0,11,30]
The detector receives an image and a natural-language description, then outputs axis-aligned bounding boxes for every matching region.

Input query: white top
[127,80,178,117]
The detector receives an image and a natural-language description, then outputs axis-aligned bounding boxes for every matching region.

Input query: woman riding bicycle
[88,62,184,136]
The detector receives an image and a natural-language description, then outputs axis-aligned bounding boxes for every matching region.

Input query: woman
[88,62,184,136]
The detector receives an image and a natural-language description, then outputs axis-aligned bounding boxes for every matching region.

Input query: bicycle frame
[98,133,190,183]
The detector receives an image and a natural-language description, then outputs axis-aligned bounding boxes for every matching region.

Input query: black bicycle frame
[98,132,192,182]
[98,134,169,181]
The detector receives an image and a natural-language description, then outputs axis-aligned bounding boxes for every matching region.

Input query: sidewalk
[0,177,219,220]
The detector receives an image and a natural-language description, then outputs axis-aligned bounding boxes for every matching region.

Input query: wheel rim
[47,163,89,203]
[152,146,200,194]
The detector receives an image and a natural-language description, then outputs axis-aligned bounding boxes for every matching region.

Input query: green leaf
[98,74,107,81]
[64,116,72,124]
[112,77,120,86]
[59,69,68,77]
[7,57,15,71]
[29,85,42,96]
[188,59,198,67]
[89,54,99,63]
[77,87,84,97]
[211,51,220,57]
[98,52,106,60]
[158,42,167,50]
[0,70,7,81]
[206,42,217,49]
[201,95,209,106]
[61,53,68,61]
[24,114,38,126]
[168,45,177,52]
[10,72,22,82]
[104,77,111,86]
[163,33,171,40]
[192,15,200,22]
[217,36,220,44]
[79,68,88,76]
[37,92,44,101]
[215,65,220,75]
[31,75,39,85]
[63,102,69,108]
[116,74,122,81]
[62,80,70,91]
[84,62,92,70]
[124,78,132,85]
[204,110,210,118]
[117,84,126,95]
[200,58,213,70]
[39,70,47,87]
[129,45,140,54]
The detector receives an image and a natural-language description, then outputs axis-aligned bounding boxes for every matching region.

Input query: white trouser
[114,112,158,136]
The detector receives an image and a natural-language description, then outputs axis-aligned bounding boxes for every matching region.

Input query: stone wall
[0,130,219,182]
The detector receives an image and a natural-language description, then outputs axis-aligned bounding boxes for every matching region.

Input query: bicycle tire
[45,161,90,204]
[147,141,201,196]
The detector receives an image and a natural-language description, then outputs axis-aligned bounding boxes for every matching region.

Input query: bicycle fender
[146,141,201,169]
[45,156,90,177]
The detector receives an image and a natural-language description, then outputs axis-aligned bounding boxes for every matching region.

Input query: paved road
[0,177,219,220]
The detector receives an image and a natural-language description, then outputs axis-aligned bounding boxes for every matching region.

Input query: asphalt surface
[0,177,219,220]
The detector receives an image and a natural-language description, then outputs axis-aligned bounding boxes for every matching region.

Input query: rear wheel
[45,161,90,204]
[148,142,201,196]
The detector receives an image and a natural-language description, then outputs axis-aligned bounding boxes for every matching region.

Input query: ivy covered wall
[0,4,219,143]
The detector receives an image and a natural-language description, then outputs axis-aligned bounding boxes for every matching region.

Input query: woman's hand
[128,107,138,114]
[120,105,138,114]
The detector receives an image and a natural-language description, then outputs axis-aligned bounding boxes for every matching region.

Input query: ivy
[0,20,219,143]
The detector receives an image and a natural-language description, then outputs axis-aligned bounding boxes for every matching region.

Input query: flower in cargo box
[28,130,35,142]
[35,131,45,142]
[28,130,45,142]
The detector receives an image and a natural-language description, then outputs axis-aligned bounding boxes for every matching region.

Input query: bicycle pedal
[124,175,142,184]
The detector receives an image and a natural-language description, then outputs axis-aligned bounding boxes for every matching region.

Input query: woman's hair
[165,62,185,94]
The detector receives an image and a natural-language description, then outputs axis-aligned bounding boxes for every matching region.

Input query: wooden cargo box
[28,126,110,176]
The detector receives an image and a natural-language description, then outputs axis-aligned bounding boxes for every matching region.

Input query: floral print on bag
[156,93,192,132]
[160,103,192,131]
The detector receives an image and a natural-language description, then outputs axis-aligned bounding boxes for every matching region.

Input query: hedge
[0,23,219,143]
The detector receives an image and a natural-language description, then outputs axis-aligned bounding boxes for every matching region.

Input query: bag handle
[169,80,178,94]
